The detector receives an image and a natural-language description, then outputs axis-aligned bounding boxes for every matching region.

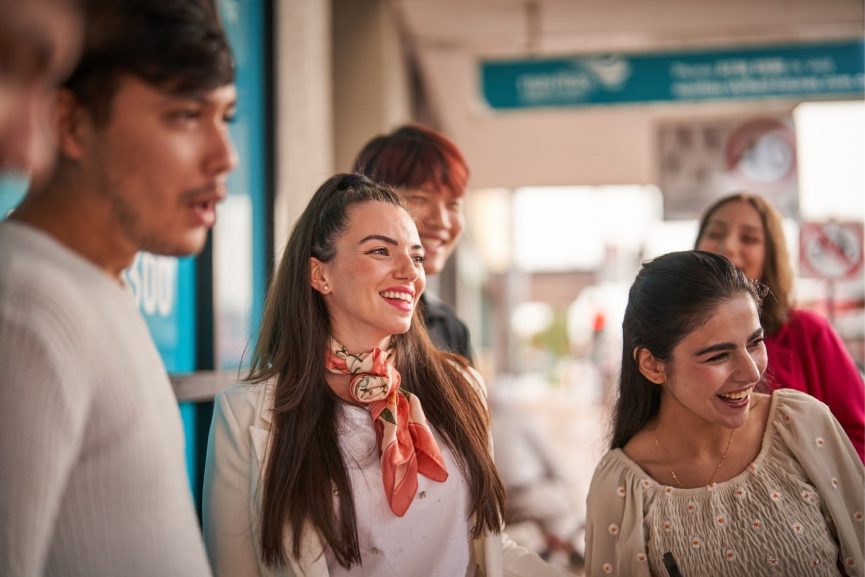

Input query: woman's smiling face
[658,294,768,430]
[696,199,767,282]
[311,200,426,351]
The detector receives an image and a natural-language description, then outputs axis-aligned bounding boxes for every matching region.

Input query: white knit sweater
[0,221,212,576]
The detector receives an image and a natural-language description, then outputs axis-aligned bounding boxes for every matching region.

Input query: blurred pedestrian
[491,387,584,568]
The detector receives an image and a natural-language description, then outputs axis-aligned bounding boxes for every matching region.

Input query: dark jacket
[420,293,473,362]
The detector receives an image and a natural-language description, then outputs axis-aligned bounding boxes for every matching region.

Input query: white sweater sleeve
[0,314,90,576]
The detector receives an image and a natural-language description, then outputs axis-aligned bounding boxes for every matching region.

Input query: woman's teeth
[718,388,752,401]
[381,291,413,303]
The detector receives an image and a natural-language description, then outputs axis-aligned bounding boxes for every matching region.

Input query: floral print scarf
[325,338,449,516]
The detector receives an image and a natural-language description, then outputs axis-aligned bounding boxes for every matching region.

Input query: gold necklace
[653,427,734,489]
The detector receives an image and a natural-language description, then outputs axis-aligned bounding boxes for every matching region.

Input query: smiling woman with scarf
[202,173,564,577]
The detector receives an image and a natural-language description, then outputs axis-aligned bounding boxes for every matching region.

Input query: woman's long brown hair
[244,173,505,569]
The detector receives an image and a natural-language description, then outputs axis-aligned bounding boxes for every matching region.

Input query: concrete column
[332,0,412,172]
[273,0,335,257]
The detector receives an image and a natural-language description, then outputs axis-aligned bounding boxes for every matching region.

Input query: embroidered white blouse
[585,389,865,576]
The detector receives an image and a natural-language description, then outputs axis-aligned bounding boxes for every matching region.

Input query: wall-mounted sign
[481,40,864,110]
[0,173,28,218]
[799,221,864,280]
[658,114,799,220]
[124,253,197,373]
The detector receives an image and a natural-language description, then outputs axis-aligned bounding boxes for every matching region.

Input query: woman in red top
[695,192,864,460]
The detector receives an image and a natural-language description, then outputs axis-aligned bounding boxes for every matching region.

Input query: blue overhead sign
[481,40,865,110]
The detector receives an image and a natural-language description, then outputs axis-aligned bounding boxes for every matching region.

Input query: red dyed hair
[352,123,469,197]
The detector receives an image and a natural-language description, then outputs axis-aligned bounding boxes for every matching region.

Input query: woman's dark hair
[695,192,792,334]
[610,250,767,450]
[64,0,234,125]
[246,173,505,569]
[353,123,469,197]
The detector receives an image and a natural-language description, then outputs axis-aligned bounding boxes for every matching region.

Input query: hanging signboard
[481,39,864,110]
[658,115,799,219]
[799,221,864,280]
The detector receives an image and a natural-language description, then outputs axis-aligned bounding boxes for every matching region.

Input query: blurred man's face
[77,77,238,257]
[0,0,82,175]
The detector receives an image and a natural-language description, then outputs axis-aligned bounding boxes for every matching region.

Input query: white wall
[274,0,335,256]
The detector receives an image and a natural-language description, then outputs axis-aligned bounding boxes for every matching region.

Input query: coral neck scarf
[325,338,448,517]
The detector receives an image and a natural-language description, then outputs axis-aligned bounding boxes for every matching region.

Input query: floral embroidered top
[585,390,865,577]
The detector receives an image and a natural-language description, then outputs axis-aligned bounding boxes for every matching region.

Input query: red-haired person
[354,124,473,361]
[696,192,864,461]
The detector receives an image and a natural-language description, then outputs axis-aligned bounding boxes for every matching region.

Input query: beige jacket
[203,381,566,577]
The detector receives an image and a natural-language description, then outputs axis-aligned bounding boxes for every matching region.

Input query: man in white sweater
[0,0,237,575]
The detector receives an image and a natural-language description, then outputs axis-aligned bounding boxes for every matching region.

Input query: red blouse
[764,308,865,461]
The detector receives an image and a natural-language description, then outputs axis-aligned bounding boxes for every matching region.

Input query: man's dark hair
[64,0,234,124]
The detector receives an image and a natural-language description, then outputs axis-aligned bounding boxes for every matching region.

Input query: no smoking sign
[799,221,864,280]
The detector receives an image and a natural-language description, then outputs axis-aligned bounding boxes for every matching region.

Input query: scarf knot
[325,338,448,516]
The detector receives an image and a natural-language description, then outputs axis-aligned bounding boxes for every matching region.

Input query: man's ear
[55,89,91,160]
[309,257,330,294]
[635,347,666,384]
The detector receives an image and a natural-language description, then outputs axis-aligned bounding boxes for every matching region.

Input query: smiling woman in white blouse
[202,173,566,577]
[585,250,864,577]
